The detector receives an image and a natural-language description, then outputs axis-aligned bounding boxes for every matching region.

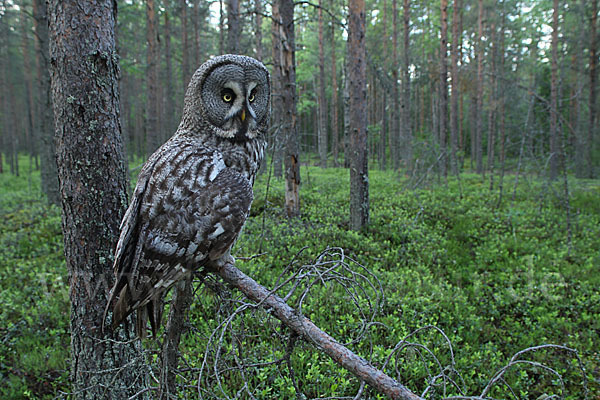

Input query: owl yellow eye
[248,93,255,103]
[223,93,233,102]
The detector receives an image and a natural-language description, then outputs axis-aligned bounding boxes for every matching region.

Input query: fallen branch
[210,261,423,400]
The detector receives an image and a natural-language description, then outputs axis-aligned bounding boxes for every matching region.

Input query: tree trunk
[348,0,369,230]
[164,10,176,136]
[549,0,559,180]
[48,0,148,397]
[254,0,263,60]
[227,0,240,53]
[588,0,597,178]
[487,22,497,184]
[331,0,340,167]
[475,0,484,174]
[279,0,300,216]
[379,0,388,170]
[271,0,283,178]
[146,0,161,156]
[20,9,37,173]
[182,0,190,88]
[391,0,400,170]
[402,0,412,174]
[318,0,328,168]
[439,0,449,178]
[450,0,460,175]
[33,0,60,204]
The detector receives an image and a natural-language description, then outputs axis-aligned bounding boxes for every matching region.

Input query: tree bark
[48,0,148,398]
[450,0,461,175]
[146,0,161,155]
[588,0,597,178]
[182,0,190,88]
[227,0,241,53]
[254,0,264,60]
[348,0,369,230]
[549,0,559,180]
[318,0,328,168]
[439,0,449,177]
[271,0,284,178]
[475,0,484,174]
[278,0,300,217]
[33,0,60,204]
[164,10,176,136]
[214,261,423,400]
[402,0,412,174]
[331,0,340,167]
[391,0,400,170]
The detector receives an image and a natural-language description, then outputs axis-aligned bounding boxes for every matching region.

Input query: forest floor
[1,156,599,399]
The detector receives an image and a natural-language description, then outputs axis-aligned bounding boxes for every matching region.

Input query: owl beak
[241,109,246,122]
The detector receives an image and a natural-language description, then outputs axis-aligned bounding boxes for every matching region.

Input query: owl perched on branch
[104,55,270,337]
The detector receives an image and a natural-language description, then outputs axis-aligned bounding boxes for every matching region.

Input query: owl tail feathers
[103,284,164,339]
[135,297,164,339]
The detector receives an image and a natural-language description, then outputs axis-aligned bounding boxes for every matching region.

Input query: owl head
[179,55,271,143]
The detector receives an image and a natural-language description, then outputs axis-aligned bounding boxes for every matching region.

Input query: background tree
[348,0,369,230]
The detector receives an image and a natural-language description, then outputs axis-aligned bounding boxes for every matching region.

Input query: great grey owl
[105,55,270,337]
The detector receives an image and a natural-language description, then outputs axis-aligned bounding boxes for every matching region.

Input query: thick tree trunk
[146,0,161,155]
[318,0,328,168]
[549,0,559,180]
[348,0,369,230]
[48,0,148,398]
[439,0,449,177]
[33,0,60,204]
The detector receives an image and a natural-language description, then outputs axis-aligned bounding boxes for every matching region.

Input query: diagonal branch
[211,261,423,400]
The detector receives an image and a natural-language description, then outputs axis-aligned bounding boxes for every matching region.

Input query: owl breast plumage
[106,55,269,337]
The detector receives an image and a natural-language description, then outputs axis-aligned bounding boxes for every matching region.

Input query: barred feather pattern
[105,55,269,337]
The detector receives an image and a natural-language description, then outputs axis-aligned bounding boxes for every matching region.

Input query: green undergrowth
[1,157,599,398]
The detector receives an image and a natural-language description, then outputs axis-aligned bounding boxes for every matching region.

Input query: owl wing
[105,138,253,337]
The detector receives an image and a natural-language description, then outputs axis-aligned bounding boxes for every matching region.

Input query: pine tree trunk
[271,1,283,178]
[278,0,300,216]
[146,0,161,155]
[588,0,597,178]
[439,0,449,177]
[33,0,60,204]
[48,0,148,397]
[254,0,263,60]
[402,0,412,174]
[330,0,340,167]
[348,0,369,230]
[391,0,399,170]
[475,0,484,174]
[181,0,190,88]
[318,0,328,168]
[549,0,559,180]
[450,0,460,175]
[164,10,176,135]
[227,0,240,53]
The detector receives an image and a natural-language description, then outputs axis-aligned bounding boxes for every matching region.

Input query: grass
[1,155,599,398]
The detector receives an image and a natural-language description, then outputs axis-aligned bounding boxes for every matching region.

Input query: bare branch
[209,260,423,400]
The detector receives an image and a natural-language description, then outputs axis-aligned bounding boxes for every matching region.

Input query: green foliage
[1,158,598,398]
[0,165,69,399]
